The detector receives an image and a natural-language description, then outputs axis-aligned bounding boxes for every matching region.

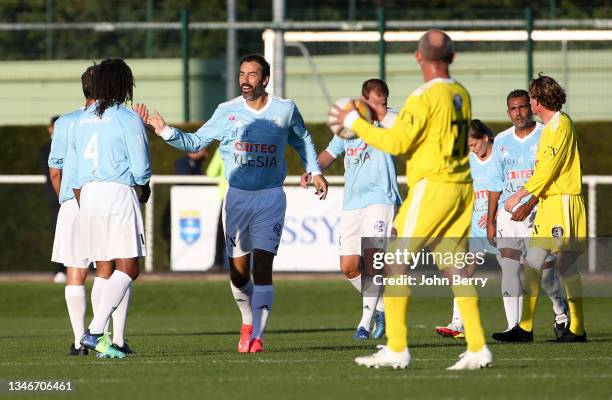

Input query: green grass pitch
[1,279,611,399]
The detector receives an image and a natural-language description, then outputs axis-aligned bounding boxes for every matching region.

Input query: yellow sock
[564,274,585,335]
[519,267,542,332]
[384,295,410,352]
[453,285,485,353]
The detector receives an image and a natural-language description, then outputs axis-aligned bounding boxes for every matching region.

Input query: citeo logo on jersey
[474,190,488,200]
[506,169,532,180]
[344,142,370,166]
[179,211,201,245]
[233,141,278,168]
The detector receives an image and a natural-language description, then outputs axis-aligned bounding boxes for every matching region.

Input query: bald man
[330,30,492,370]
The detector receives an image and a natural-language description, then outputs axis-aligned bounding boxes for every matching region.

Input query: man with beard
[145,54,328,353]
[486,89,569,342]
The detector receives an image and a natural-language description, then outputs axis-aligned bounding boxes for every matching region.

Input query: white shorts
[339,204,396,256]
[496,207,536,255]
[79,181,146,261]
[51,198,89,268]
[223,186,286,257]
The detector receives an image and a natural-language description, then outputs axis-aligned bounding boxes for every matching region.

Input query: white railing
[1,174,607,272]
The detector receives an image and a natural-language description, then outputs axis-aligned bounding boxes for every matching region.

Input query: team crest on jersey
[180,211,201,245]
[551,226,564,238]
[229,115,236,121]
[452,95,463,111]
[273,223,283,237]
[374,220,386,233]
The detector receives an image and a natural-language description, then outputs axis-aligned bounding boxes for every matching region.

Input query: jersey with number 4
[162,96,319,191]
[351,77,472,188]
[48,107,84,204]
[72,103,151,188]
[489,123,543,209]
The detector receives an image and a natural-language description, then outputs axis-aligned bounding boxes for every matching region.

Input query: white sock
[112,284,131,347]
[451,297,463,327]
[541,267,566,315]
[358,277,379,330]
[88,271,132,334]
[251,285,274,340]
[65,285,86,349]
[499,256,522,330]
[348,275,362,292]
[230,280,253,325]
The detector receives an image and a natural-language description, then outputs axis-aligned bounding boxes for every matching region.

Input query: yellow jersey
[524,111,583,197]
[352,77,472,188]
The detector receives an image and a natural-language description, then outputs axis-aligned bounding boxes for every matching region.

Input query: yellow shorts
[531,194,586,252]
[393,179,473,269]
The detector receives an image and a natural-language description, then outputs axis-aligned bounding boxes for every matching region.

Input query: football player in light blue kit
[48,65,96,356]
[77,59,152,359]
[487,89,567,342]
[302,79,400,340]
[436,119,498,339]
[146,54,328,353]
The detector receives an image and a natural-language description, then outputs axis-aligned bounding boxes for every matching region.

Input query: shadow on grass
[134,327,356,337]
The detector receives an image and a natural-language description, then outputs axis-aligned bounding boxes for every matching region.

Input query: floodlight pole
[526,7,534,86]
[226,0,237,100]
[146,0,154,58]
[46,0,53,60]
[273,0,285,98]
[180,8,190,122]
[376,0,386,81]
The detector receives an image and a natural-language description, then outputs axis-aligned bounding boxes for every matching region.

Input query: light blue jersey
[48,107,84,203]
[162,96,320,191]
[489,123,543,209]
[72,103,151,188]
[326,134,401,211]
[469,151,495,239]
[469,151,498,254]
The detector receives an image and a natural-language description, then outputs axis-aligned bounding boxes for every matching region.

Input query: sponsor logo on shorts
[226,234,237,247]
[273,223,283,237]
[374,220,386,234]
[551,226,564,238]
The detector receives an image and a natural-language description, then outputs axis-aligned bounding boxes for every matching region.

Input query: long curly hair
[93,58,134,117]
[529,74,566,112]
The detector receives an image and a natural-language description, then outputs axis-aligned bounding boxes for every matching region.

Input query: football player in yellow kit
[504,74,587,342]
[330,29,492,370]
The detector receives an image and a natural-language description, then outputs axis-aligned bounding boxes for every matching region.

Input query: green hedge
[1,121,611,271]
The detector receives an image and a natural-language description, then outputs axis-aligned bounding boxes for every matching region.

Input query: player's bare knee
[229,268,250,288]
[95,260,114,279]
[66,267,88,286]
[340,255,361,279]
[114,258,140,280]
